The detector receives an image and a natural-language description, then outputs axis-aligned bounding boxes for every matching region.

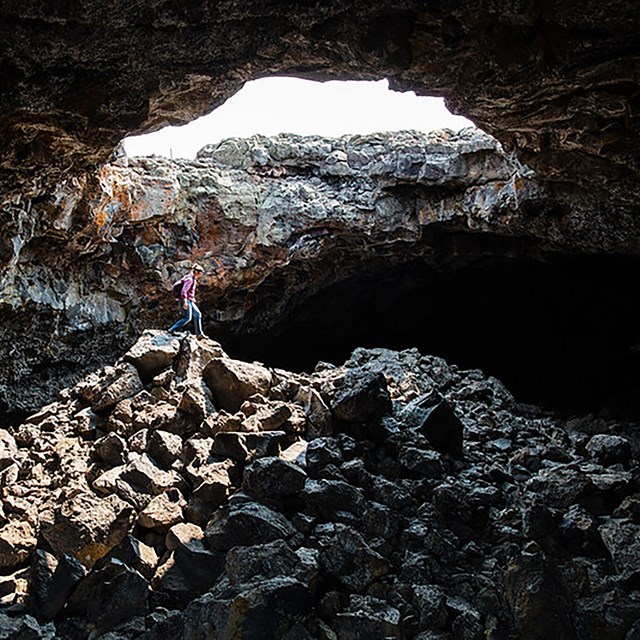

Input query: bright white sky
[123,77,474,159]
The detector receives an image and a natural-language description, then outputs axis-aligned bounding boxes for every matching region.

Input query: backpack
[172,275,193,299]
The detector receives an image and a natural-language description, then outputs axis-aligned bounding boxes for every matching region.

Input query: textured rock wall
[1,1,638,206]
[4,129,639,416]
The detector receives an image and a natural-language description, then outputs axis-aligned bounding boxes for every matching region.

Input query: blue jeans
[169,300,203,335]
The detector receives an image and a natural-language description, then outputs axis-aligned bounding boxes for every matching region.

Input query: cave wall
[0,1,638,203]
[1,1,640,416]
[4,128,640,417]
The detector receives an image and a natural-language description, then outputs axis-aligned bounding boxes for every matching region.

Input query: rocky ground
[0,330,638,638]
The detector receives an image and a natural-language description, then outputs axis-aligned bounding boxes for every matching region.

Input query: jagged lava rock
[0,332,637,636]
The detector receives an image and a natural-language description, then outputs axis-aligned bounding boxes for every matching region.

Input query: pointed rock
[413,399,464,456]
[331,372,392,423]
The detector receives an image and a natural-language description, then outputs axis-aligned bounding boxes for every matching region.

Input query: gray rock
[398,446,445,478]
[211,430,287,462]
[558,505,605,557]
[504,552,575,640]
[225,539,313,586]
[332,595,402,639]
[585,434,631,466]
[599,519,640,574]
[331,371,392,423]
[318,524,390,591]
[242,456,307,499]
[66,558,149,636]
[0,613,56,639]
[304,478,366,520]
[30,550,86,622]
[525,466,589,510]
[306,437,343,478]
[205,502,295,551]
[411,584,449,630]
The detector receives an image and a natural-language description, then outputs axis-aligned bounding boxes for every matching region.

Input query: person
[169,263,206,337]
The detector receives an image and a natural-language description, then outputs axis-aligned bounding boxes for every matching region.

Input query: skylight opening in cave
[123,77,474,159]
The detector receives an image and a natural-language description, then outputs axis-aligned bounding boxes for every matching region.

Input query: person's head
[192,263,205,278]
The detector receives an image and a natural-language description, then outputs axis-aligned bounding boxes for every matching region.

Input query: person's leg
[191,301,204,335]
[169,301,193,332]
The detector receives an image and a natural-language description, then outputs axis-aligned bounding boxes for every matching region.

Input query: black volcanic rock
[0,331,639,636]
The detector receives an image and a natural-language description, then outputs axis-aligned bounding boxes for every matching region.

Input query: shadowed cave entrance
[222,253,640,417]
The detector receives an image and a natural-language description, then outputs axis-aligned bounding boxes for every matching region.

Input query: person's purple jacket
[180,275,197,301]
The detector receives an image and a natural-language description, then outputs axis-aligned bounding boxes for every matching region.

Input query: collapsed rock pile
[0,330,638,638]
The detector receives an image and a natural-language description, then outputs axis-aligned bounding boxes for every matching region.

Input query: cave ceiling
[0,0,639,204]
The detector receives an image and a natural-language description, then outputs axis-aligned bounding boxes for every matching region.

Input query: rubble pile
[0,330,638,638]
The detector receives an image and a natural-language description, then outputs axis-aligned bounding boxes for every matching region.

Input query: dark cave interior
[220,253,640,418]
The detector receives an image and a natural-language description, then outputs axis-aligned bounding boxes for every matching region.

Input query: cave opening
[219,253,640,418]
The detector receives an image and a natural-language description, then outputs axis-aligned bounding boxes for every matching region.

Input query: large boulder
[403,396,464,456]
[77,363,144,413]
[318,525,390,591]
[598,519,640,575]
[66,558,149,636]
[174,336,226,381]
[30,550,86,622]
[242,457,307,499]
[124,330,182,380]
[225,540,316,587]
[205,502,296,552]
[203,358,272,412]
[331,372,392,423]
[42,492,135,568]
[585,434,632,467]
[304,479,367,520]
[504,552,575,640]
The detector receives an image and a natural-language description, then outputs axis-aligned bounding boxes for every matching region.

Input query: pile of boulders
[0,330,638,639]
